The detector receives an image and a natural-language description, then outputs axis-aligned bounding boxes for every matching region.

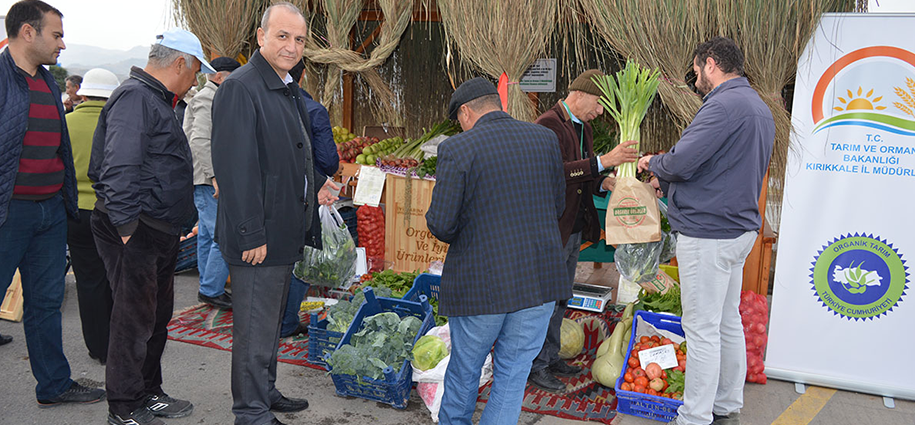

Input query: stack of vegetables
[324,286,394,333]
[356,137,404,166]
[332,126,357,144]
[632,285,682,316]
[326,311,424,381]
[380,120,460,169]
[338,136,380,163]
[356,206,385,271]
[740,290,769,384]
[619,337,686,400]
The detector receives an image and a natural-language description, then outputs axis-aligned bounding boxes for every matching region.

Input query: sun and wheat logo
[810,234,908,321]
[812,46,915,136]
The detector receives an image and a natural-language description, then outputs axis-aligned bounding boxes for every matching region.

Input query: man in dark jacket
[210,3,338,424]
[427,77,568,425]
[0,0,105,408]
[89,28,215,425]
[638,37,774,425]
[529,70,639,391]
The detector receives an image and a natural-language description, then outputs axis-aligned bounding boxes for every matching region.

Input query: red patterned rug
[167,304,324,371]
[476,308,623,424]
[169,303,623,423]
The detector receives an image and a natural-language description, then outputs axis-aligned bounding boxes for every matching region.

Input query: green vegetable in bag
[412,335,448,371]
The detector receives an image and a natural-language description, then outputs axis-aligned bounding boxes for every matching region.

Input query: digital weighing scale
[567,282,614,313]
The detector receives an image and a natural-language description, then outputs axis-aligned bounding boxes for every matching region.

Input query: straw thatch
[435,0,560,122]
[172,0,263,59]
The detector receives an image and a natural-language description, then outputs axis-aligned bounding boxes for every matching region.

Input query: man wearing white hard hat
[65,68,118,367]
[88,28,213,425]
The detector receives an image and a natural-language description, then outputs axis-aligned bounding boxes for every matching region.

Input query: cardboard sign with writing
[384,174,449,272]
[605,177,661,244]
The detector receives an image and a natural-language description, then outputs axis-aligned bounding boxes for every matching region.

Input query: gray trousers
[228,264,294,425]
[532,231,581,372]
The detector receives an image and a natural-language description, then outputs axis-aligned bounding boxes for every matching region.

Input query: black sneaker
[270,395,309,412]
[198,291,232,310]
[145,393,193,418]
[108,408,165,425]
[0,333,12,346]
[548,360,582,376]
[37,381,106,407]
[527,368,566,392]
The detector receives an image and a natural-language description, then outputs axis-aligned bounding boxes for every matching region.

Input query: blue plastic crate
[175,235,197,274]
[402,273,440,303]
[614,311,685,422]
[325,287,434,409]
[307,314,343,368]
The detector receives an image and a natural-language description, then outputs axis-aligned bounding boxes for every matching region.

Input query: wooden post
[741,171,776,295]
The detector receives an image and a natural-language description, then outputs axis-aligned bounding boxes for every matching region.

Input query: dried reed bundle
[172,0,264,59]
[435,0,560,121]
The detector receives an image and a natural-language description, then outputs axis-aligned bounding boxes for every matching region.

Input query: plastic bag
[294,205,357,288]
[658,200,677,263]
[740,291,769,384]
[616,200,677,284]
[413,324,493,423]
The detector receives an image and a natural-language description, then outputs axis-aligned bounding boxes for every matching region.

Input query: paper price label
[637,344,678,370]
[352,166,386,207]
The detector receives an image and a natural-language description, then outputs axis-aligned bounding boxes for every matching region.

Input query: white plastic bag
[413,324,493,423]
[293,205,357,288]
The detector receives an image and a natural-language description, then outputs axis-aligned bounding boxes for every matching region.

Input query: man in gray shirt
[638,37,774,425]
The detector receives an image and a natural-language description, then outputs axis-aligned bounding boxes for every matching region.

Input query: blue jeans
[440,301,555,425]
[280,276,309,337]
[194,185,230,297]
[0,195,73,399]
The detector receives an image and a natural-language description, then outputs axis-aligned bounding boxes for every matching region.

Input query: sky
[1,0,914,51]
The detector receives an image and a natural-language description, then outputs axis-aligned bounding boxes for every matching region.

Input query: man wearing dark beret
[529,69,639,391]
[426,77,569,424]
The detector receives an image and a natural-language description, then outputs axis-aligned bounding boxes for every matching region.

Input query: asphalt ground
[1,270,913,425]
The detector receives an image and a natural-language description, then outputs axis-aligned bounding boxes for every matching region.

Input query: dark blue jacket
[426,111,569,317]
[211,50,324,267]
[649,77,774,238]
[0,48,78,227]
[88,67,195,236]
[300,90,340,177]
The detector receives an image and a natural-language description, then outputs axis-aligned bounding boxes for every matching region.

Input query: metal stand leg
[883,397,895,409]
[794,383,807,394]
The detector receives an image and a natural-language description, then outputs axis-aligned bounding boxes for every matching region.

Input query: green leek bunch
[592,61,661,178]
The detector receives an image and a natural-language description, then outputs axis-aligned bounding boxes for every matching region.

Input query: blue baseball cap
[155,29,216,74]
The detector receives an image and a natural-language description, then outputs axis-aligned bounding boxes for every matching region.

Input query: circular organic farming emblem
[612,197,648,228]
[810,233,908,321]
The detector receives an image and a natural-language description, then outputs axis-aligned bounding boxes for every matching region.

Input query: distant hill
[58,44,149,82]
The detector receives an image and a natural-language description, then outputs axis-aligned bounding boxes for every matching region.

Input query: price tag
[353,166,385,207]
[637,344,678,370]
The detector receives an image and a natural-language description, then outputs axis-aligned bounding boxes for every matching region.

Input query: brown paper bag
[605,177,662,244]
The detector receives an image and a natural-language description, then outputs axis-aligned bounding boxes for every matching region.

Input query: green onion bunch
[592,61,661,178]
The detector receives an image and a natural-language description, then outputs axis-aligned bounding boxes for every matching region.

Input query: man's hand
[211,177,219,199]
[63,97,73,111]
[121,235,131,244]
[318,179,341,206]
[649,176,663,198]
[637,154,654,173]
[601,176,616,192]
[242,244,267,265]
[600,140,639,169]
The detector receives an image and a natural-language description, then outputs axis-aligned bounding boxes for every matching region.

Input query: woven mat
[475,308,623,424]
[167,304,325,371]
[168,303,623,423]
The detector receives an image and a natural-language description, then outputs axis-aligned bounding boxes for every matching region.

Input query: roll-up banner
[767,13,915,400]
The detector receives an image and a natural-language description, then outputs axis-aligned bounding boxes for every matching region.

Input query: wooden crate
[1,269,24,322]
[384,174,448,272]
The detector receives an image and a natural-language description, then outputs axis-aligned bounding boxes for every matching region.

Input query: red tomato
[624,372,634,383]
[634,376,649,388]
[650,336,661,344]
[628,357,640,368]
[620,382,632,392]
[640,336,650,344]
[631,368,646,379]
[633,384,646,393]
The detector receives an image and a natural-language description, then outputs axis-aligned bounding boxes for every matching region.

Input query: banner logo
[810,233,908,320]
[812,46,915,136]
[612,197,647,227]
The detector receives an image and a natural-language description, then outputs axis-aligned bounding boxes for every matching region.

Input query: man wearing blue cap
[427,77,569,425]
[88,28,214,425]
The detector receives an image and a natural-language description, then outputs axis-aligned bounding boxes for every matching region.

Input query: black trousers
[67,209,112,361]
[91,210,178,416]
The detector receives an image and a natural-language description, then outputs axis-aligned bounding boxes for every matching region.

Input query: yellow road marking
[771,385,837,425]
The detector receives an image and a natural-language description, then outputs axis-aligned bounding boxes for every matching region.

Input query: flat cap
[569,69,604,97]
[210,57,241,73]
[448,77,499,120]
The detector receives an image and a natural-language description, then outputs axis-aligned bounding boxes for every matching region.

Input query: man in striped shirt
[0,0,105,408]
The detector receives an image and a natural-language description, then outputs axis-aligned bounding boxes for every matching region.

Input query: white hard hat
[77,68,120,99]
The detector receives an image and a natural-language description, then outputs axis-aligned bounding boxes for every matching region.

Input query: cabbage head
[412,335,448,371]
[558,318,584,359]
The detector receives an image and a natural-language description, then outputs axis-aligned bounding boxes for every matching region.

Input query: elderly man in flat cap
[426,77,568,425]
[529,69,639,392]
